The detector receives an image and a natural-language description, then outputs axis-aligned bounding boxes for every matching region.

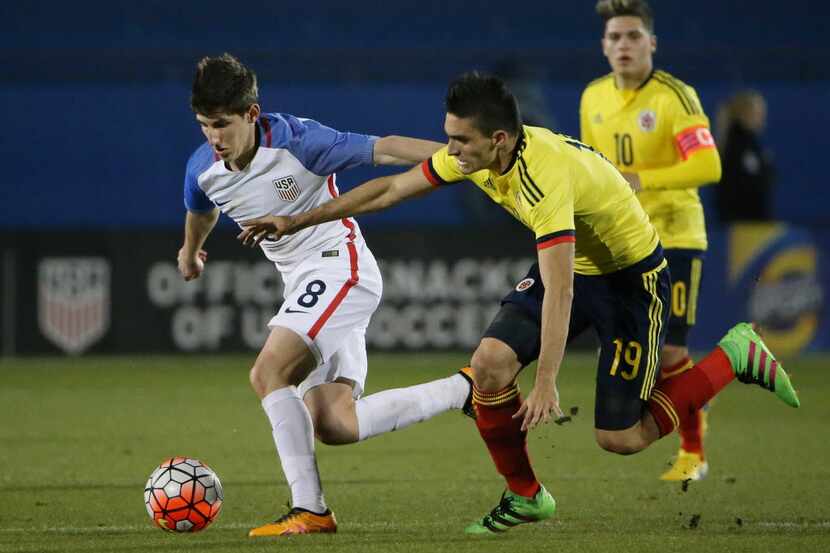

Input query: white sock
[355,373,470,441]
[261,386,327,513]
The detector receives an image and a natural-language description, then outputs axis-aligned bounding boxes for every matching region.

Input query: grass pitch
[0,351,827,553]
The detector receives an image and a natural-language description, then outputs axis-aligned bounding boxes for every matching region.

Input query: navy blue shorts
[482,247,671,431]
[664,249,705,347]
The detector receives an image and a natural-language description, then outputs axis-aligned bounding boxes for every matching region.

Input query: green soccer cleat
[465,486,556,535]
[718,322,800,408]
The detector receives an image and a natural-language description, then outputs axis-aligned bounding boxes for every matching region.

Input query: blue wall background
[2,0,828,229]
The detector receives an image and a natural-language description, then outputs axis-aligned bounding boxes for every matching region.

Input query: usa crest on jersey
[273,175,300,202]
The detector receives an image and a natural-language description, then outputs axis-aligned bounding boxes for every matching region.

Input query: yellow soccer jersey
[580,70,718,250]
[421,125,659,275]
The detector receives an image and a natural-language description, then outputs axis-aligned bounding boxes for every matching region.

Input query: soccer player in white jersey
[177,53,474,536]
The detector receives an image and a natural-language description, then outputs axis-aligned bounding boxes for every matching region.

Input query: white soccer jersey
[183,112,378,274]
[183,113,382,390]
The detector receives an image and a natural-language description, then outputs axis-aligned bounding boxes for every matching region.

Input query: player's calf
[304,381,359,445]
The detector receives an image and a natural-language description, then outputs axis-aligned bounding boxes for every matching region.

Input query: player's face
[195,105,259,163]
[444,113,499,174]
[602,16,656,81]
[745,96,768,132]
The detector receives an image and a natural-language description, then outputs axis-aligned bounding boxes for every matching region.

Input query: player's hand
[621,172,642,192]
[513,382,565,432]
[237,215,299,247]
[177,248,207,281]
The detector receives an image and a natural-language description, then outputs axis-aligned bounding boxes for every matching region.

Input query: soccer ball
[144,457,224,532]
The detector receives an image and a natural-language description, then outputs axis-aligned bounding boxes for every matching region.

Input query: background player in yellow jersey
[238,72,798,535]
[580,0,723,481]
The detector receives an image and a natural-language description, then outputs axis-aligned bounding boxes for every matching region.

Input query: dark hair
[190,53,259,116]
[445,71,522,136]
[596,0,654,33]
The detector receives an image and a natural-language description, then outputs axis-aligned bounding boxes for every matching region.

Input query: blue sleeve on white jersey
[183,144,217,212]
[275,114,377,176]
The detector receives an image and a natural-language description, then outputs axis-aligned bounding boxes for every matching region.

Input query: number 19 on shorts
[609,339,642,380]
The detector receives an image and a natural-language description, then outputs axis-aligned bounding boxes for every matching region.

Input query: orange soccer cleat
[248,507,337,537]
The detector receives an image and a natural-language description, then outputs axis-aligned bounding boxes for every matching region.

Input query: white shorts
[269,239,382,399]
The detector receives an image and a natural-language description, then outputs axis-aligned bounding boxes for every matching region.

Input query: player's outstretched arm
[628,134,722,191]
[238,164,434,246]
[515,242,574,431]
[178,208,219,281]
[373,136,444,166]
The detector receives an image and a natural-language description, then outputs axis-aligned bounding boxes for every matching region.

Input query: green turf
[0,351,827,553]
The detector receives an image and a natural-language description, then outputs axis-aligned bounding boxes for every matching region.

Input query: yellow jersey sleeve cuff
[421,158,454,187]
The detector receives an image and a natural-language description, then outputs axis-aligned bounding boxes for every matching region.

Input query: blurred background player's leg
[659,250,709,482]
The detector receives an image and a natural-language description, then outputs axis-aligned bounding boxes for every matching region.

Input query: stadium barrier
[0,224,825,356]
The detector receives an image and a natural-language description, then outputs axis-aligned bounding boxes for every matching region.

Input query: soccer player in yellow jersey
[580,0,723,481]
[238,73,798,534]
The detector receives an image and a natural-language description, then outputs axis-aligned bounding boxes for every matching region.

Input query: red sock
[474,384,540,498]
[679,409,704,455]
[660,356,704,455]
[659,356,695,381]
[648,347,734,437]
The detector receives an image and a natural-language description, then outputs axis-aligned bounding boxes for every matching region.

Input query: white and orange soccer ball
[144,457,224,532]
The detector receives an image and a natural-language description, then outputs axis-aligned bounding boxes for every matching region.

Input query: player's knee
[660,344,689,369]
[470,340,517,390]
[594,430,645,456]
[595,434,638,455]
[249,364,267,398]
[249,358,295,399]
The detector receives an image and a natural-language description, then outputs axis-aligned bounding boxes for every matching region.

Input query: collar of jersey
[501,130,527,176]
[613,68,655,98]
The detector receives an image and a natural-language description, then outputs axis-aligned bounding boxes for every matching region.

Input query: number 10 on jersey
[614,133,634,166]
